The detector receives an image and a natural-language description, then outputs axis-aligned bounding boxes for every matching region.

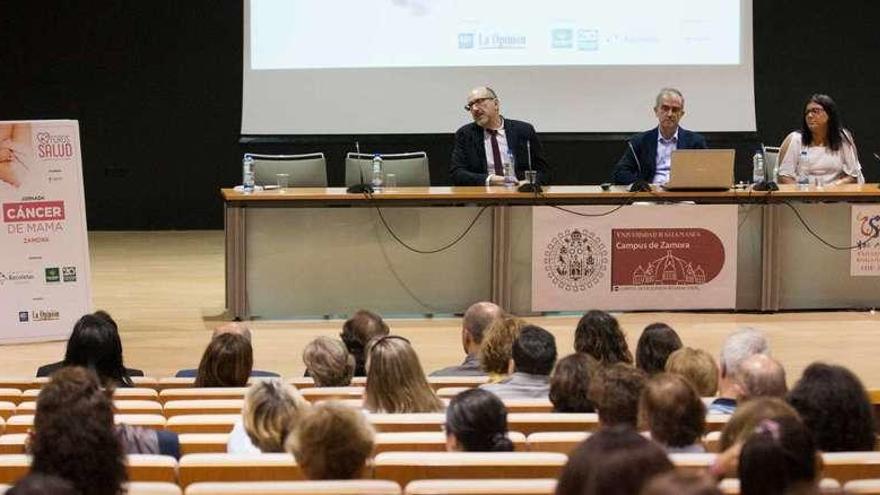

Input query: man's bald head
[737,353,787,401]
[213,322,252,343]
[462,302,503,344]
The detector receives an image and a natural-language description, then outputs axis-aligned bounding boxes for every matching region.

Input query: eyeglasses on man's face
[464,96,496,112]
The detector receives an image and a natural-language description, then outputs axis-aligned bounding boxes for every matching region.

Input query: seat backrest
[0,379,35,392]
[160,388,249,404]
[17,400,162,416]
[128,454,179,483]
[372,452,567,487]
[374,432,526,454]
[345,152,430,187]
[185,480,402,495]
[718,477,842,495]
[843,478,880,494]
[507,413,599,435]
[705,414,730,433]
[0,455,31,484]
[404,478,557,495]
[0,434,26,454]
[178,453,303,487]
[703,430,722,453]
[367,413,445,433]
[127,481,183,495]
[427,377,487,390]
[179,433,231,455]
[300,386,365,402]
[287,377,317,390]
[113,388,161,401]
[435,387,472,399]
[822,452,880,484]
[165,414,239,434]
[0,402,15,421]
[669,453,717,476]
[164,399,245,417]
[525,431,589,454]
[249,153,328,188]
[502,400,553,414]
[0,389,22,405]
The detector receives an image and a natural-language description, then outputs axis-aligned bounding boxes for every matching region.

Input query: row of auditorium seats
[245,152,431,188]
[2,451,880,489]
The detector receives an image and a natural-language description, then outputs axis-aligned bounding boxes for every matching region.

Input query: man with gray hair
[737,353,787,401]
[431,301,503,376]
[708,327,770,414]
[611,87,708,186]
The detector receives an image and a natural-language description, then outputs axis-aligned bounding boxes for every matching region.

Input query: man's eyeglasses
[464,97,495,112]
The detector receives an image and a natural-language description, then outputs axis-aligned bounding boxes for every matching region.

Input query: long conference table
[222,185,880,320]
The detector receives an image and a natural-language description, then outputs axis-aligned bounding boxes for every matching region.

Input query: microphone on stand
[517,140,543,193]
[627,141,652,192]
[346,141,374,194]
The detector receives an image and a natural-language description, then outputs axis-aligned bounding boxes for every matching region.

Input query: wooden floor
[2,230,880,387]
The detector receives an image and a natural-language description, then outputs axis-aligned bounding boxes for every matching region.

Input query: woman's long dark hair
[63,311,132,387]
[800,93,846,151]
[445,389,513,452]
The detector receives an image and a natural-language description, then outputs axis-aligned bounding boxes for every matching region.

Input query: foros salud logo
[36,132,74,160]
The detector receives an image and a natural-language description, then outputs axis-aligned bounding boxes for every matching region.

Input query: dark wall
[1,1,878,229]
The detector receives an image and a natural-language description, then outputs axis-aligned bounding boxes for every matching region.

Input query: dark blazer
[611,127,708,184]
[450,118,551,186]
[36,361,144,378]
[174,368,280,378]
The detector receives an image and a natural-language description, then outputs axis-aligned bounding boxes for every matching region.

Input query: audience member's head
[556,425,674,495]
[636,323,683,375]
[639,472,722,495]
[7,474,77,495]
[589,363,647,427]
[719,327,769,385]
[574,310,633,365]
[63,310,132,387]
[738,417,818,495]
[720,397,801,452]
[787,362,876,452]
[30,367,127,495]
[512,325,557,376]
[364,336,443,413]
[460,302,504,355]
[665,347,719,397]
[242,379,310,452]
[639,373,706,450]
[445,389,513,452]
[287,402,375,480]
[212,321,253,342]
[340,310,390,376]
[736,354,787,402]
[194,332,254,387]
[479,315,526,376]
[303,336,355,387]
[550,353,597,413]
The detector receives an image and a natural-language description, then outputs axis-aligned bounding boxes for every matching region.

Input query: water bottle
[371,154,384,191]
[242,155,255,193]
[752,151,765,184]
[503,150,516,187]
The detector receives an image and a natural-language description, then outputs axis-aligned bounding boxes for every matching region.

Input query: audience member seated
[287,401,375,480]
[589,363,647,428]
[555,425,674,495]
[719,397,801,453]
[478,315,526,382]
[363,336,444,413]
[228,379,310,454]
[638,373,706,453]
[7,473,77,495]
[665,347,719,397]
[431,301,503,376]
[340,309,390,377]
[738,417,818,495]
[549,353,597,413]
[574,310,633,365]
[175,322,279,377]
[481,325,557,400]
[708,328,769,414]
[639,472,722,495]
[194,332,253,387]
[302,336,355,387]
[737,354,787,401]
[636,323,683,375]
[787,362,876,452]
[36,311,142,386]
[29,367,128,495]
[445,388,514,452]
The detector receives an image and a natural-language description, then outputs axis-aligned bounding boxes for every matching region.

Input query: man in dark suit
[612,88,708,185]
[450,86,550,186]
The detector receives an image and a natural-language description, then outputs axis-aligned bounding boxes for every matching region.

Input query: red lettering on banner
[2,201,66,223]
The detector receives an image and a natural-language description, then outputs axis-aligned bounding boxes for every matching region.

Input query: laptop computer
[662,149,735,191]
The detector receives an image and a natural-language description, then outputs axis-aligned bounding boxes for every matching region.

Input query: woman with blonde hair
[227,379,310,453]
[363,335,443,413]
[478,316,525,382]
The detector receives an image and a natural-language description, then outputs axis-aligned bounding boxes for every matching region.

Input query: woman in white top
[777,94,863,186]
[227,379,309,454]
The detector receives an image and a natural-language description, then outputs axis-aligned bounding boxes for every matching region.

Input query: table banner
[532,204,737,311]
[0,120,91,343]
[851,205,880,276]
